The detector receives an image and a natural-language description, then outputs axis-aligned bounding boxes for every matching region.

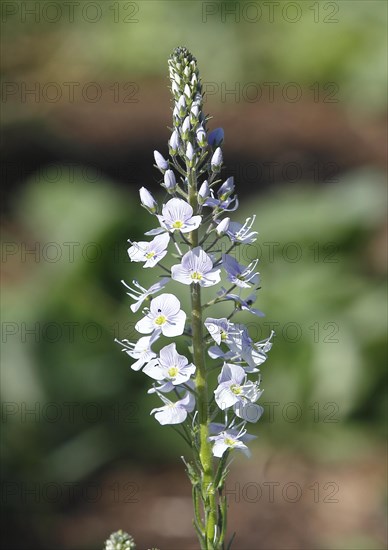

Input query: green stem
[188,166,218,549]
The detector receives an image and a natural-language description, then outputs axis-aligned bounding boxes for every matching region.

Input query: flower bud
[196,126,207,148]
[139,187,157,213]
[198,180,210,204]
[177,95,186,117]
[211,147,223,171]
[184,84,191,98]
[163,169,177,193]
[208,127,224,148]
[171,80,179,96]
[181,116,190,140]
[154,151,168,172]
[216,217,230,236]
[169,130,180,155]
[186,142,195,162]
[191,104,200,117]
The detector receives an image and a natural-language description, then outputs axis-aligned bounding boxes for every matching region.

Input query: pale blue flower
[225,329,274,373]
[251,331,275,366]
[225,216,258,243]
[205,319,265,372]
[143,343,195,385]
[157,198,201,233]
[204,189,239,212]
[121,277,169,313]
[127,233,170,268]
[135,293,186,337]
[151,392,195,425]
[218,177,235,200]
[171,247,221,287]
[222,254,259,288]
[154,150,168,171]
[218,289,264,317]
[204,318,242,346]
[115,334,158,371]
[127,234,168,265]
[214,363,263,422]
[214,363,247,408]
[209,428,250,458]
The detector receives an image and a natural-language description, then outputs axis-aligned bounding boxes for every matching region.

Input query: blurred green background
[1,1,387,549]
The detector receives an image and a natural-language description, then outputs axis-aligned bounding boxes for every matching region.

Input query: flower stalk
[116,47,274,550]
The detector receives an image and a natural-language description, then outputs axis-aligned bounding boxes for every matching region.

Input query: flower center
[224,437,236,446]
[154,315,167,326]
[230,384,242,395]
[191,271,202,281]
[172,220,184,229]
[168,366,179,378]
[220,330,227,341]
[145,251,155,259]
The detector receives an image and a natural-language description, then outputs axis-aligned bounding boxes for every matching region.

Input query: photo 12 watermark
[1,1,140,24]
[224,480,340,503]
[202,81,340,104]
[1,400,140,424]
[201,2,340,24]
[1,479,141,506]
[1,81,140,104]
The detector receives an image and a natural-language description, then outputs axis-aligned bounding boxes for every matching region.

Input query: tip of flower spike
[170,46,197,64]
[104,530,136,550]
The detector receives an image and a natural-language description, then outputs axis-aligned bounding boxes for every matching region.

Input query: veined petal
[171,264,192,285]
[159,343,180,367]
[150,293,180,317]
[162,198,193,224]
[234,402,264,423]
[201,268,221,287]
[154,406,188,425]
[127,241,147,262]
[135,315,155,334]
[179,215,201,233]
[143,360,165,380]
[212,441,229,458]
[162,310,186,337]
[215,384,239,409]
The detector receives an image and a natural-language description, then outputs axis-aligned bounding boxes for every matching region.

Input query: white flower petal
[135,316,155,334]
[162,310,186,337]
